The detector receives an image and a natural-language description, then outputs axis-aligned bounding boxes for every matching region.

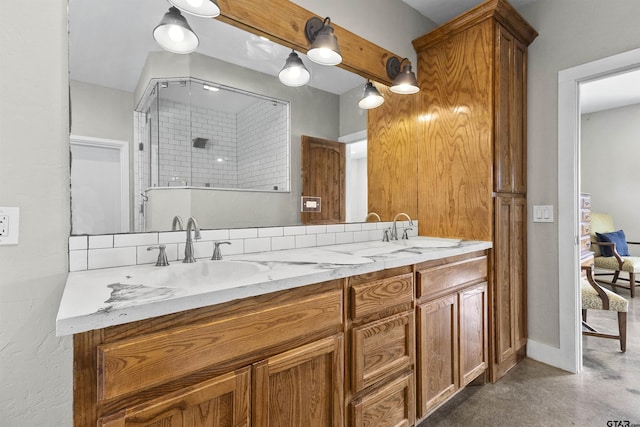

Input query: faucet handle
[212,241,232,260]
[402,227,412,240]
[382,228,391,242]
[147,244,169,266]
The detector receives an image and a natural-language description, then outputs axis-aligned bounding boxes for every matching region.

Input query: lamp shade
[169,0,220,17]
[279,51,311,87]
[358,82,384,109]
[390,63,419,94]
[153,7,199,54]
[306,19,342,66]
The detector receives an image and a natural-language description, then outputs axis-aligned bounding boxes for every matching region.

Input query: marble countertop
[56,237,492,336]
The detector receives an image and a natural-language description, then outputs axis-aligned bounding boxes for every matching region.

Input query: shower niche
[134,78,290,231]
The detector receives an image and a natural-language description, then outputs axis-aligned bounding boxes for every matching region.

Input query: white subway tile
[88,247,136,270]
[271,236,295,251]
[69,250,87,272]
[258,227,284,238]
[295,234,316,248]
[368,229,384,242]
[326,224,345,233]
[283,226,306,236]
[69,236,87,250]
[159,231,189,244]
[200,229,230,241]
[230,228,258,239]
[114,232,157,248]
[89,235,114,249]
[244,238,271,253]
[353,230,370,243]
[345,223,362,232]
[305,225,327,234]
[335,232,354,245]
[361,222,378,231]
[222,239,244,255]
[317,233,336,247]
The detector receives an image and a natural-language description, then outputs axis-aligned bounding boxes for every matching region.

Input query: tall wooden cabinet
[411,0,537,382]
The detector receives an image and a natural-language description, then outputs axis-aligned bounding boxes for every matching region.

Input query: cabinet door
[494,24,527,194]
[416,294,458,417]
[493,195,527,380]
[252,335,344,427]
[351,372,415,427]
[351,311,415,393]
[459,283,488,386]
[98,368,250,427]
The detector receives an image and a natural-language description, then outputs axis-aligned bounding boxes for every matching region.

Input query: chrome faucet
[391,212,413,240]
[171,215,184,231]
[365,212,381,222]
[212,241,232,260]
[183,217,201,263]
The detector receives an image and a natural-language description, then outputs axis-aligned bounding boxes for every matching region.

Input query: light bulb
[168,25,185,42]
[187,0,203,7]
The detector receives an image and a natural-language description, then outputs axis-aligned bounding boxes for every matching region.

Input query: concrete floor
[420,291,639,426]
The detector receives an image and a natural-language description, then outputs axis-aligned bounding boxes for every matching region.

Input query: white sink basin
[132,260,267,289]
[391,236,462,249]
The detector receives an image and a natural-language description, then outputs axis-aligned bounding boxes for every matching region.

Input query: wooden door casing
[301,135,345,224]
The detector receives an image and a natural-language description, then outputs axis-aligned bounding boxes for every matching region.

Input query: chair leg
[612,271,620,283]
[630,272,636,298]
[582,309,587,322]
[618,312,627,352]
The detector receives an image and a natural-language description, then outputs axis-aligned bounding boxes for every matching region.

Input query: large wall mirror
[69,0,371,235]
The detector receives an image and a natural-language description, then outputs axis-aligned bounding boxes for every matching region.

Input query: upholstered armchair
[581,266,628,352]
[590,212,640,298]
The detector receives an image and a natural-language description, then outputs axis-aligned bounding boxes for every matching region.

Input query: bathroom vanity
[59,237,490,426]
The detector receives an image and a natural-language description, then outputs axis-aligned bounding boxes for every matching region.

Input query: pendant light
[386,57,420,94]
[304,17,342,66]
[279,50,311,87]
[358,81,384,109]
[168,0,220,18]
[153,7,199,54]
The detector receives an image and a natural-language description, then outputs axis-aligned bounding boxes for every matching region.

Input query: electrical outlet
[0,207,19,245]
[0,215,8,236]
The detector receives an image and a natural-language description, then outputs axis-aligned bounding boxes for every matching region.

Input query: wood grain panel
[513,197,527,350]
[494,196,515,364]
[416,255,487,301]
[351,311,415,393]
[252,335,344,427]
[216,0,398,85]
[98,367,251,427]
[416,295,458,417]
[349,273,413,321]
[301,136,345,224]
[98,289,342,402]
[367,84,418,222]
[351,372,415,427]
[416,20,494,241]
[459,283,488,386]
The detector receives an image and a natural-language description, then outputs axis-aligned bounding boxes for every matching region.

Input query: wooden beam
[217,0,398,86]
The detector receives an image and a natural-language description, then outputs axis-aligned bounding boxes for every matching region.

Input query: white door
[70,136,129,235]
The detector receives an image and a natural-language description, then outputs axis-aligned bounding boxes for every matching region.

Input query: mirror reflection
[69,0,369,235]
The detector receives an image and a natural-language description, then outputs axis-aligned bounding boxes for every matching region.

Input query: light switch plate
[533,205,554,223]
[301,197,321,213]
[0,207,19,245]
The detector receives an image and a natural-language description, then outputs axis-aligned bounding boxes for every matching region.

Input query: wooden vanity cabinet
[415,252,489,417]
[74,280,345,427]
[412,0,537,383]
[346,267,416,427]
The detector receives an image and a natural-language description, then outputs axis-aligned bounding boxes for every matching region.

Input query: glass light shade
[307,25,342,66]
[153,7,199,54]
[390,64,419,94]
[168,0,220,17]
[279,51,311,87]
[358,82,384,109]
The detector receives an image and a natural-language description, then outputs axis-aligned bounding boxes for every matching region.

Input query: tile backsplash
[68,221,418,272]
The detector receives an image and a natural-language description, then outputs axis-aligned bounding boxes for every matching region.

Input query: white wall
[519,0,640,351]
[581,103,640,254]
[0,2,71,426]
[0,1,431,425]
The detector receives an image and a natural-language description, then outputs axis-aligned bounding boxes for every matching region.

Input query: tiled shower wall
[237,99,289,190]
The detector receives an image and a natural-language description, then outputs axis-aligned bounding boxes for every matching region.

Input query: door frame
[70,135,130,233]
[557,47,640,373]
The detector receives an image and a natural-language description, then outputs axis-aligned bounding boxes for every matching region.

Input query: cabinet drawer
[351,372,415,427]
[417,256,487,300]
[350,273,413,320]
[580,235,592,253]
[580,222,591,236]
[351,311,415,393]
[97,288,343,402]
[581,196,591,209]
[581,210,591,222]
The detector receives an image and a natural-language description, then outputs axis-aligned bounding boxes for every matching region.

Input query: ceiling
[70,0,640,113]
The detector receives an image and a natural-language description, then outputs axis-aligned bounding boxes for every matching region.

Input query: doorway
[557,48,640,373]
[70,135,130,235]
